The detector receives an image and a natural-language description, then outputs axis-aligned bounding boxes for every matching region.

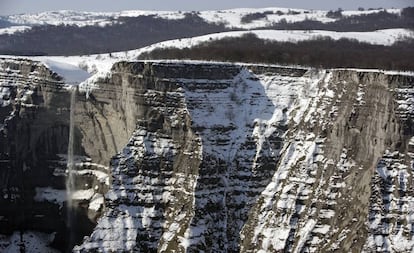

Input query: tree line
[263,8,414,32]
[139,33,414,71]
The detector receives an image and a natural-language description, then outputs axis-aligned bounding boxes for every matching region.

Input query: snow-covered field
[199,7,402,29]
[130,28,413,50]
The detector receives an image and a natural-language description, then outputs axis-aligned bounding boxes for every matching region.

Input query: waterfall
[66,87,76,245]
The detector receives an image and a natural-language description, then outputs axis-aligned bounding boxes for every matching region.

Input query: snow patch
[0,231,58,253]
[89,193,104,211]
[38,58,91,85]
[0,25,31,35]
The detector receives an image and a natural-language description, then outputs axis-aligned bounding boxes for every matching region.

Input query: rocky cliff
[0,58,111,252]
[0,58,413,252]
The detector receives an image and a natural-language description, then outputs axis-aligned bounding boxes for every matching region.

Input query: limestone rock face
[1,58,413,252]
[240,70,414,253]
[0,58,69,235]
[0,58,111,251]
[75,62,414,253]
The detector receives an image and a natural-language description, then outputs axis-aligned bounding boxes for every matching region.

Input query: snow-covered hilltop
[1,7,402,30]
[1,6,412,57]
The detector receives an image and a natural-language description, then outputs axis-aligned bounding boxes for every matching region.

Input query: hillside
[139,32,414,71]
[0,7,413,55]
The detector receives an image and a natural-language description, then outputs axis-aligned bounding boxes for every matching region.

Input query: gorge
[0,57,413,252]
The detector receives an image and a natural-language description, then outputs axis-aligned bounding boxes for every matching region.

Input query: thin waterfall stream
[66,86,76,247]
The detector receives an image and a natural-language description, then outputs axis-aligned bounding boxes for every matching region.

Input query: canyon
[0,57,413,252]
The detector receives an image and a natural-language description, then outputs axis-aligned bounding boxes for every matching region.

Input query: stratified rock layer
[0,58,68,235]
[72,62,413,253]
[1,58,413,252]
[0,58,110,252]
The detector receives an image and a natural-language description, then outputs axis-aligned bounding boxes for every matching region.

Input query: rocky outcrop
[363,75,414,252]
[239,70,414,252]
[1,58,413,252]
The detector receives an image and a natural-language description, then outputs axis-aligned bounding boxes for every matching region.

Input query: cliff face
[0,58,413,252]
[0,58,69,235]
[75,62,311,252]
[240,70,414,252]
[0,58,112,251]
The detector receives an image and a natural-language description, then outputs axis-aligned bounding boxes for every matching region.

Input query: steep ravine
[0,58,413,252]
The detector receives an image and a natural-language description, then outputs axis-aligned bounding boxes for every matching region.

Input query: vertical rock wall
[240,70,414,253]
[76,61,320,252]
